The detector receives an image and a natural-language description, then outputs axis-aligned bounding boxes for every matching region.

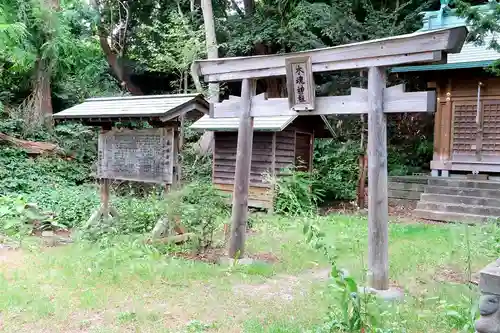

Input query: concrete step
[420,193,500,207]
[416,201,500,217]
[424,185,500,199]
[428,178,500,190]
[388,176,429,184]
[388,189,422,200]
[413,209,496,223]
[389,182,426,191]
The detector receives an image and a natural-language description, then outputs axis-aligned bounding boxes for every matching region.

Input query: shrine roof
[190,114,334,137]
[391,60,494,73]
[53,94,209,121]
[190,115,297,132]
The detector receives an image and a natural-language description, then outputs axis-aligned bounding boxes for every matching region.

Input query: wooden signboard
[98,128,174,184]
[285,56,315,111]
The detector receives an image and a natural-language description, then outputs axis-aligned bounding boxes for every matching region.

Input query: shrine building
[392,1,500,177]
[191,110,333,209]
[390,1,500,223]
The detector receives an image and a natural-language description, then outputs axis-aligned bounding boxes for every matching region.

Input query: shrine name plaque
[98,128,174,184]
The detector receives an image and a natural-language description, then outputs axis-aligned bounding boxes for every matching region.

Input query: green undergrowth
[0,147,91,194]
[1,214,497,332]
[1,184,167,231]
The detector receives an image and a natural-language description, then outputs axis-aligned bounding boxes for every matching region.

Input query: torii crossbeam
[191,26,468,292]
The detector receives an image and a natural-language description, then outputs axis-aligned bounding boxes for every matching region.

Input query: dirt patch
[31,229,72,238]
[0,248,27,272]
[433,265,465,284]
[320,199,446,225]
[173,246,280,265]
[173,247,226,264]
[232,268,330,302]
[249,252,280,263]
[321,200,415,218]
[320,201,358,215]
[0,249,21,263]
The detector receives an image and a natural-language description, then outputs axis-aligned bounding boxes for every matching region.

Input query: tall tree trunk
[202,0,218,93]
[98,36,143,95]
[31,58,53,130]
[91,0,142,95]
[196,0,219,155]
[243,0,254,16]
[255,42,285,97]
[27,0,60,131]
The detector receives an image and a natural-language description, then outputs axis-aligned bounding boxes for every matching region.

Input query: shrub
[313,140,360,201]
[272,168,325,216]
[26,184,99,228]
[180,142,212,183]
[163,181,229,251]
[0,195,67,237]
[313,137,434,202]
[16,183,164,231]
[114,194,165,234]
[387,138,433,176]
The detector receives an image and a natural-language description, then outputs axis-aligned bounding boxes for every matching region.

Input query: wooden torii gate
[192,26,468,291]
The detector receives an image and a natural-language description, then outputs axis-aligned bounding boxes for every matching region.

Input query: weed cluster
[302,218,380,332]
[0,195,67,246]
[163,181,229,251]
[270,168,325,216]
[301,218,487,333]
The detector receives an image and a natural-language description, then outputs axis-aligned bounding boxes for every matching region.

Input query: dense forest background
[0,0,496,227]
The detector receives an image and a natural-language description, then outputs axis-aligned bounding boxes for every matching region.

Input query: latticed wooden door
[452,100,500,162]
[451,101,477,161]
[481,100,500,160]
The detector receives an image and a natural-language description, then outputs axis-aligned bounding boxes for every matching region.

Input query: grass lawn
[0,213,498,333]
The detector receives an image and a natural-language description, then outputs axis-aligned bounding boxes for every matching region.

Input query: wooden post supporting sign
[100,178,110,219]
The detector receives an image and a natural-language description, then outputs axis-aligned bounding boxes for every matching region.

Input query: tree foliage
[455,0,500,73]
[3,0,490,219]
[0,0,439,113]
[0,0,118,131]
[129,7,206,93]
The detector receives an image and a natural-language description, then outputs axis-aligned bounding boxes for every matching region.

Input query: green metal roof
[392,2,499,73]
[392,60,495,73]
[420,2,496,32]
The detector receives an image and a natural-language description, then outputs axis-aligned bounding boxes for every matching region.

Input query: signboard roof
[53,94,208,121]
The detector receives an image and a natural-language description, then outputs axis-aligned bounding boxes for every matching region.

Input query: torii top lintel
[192,26,468,83]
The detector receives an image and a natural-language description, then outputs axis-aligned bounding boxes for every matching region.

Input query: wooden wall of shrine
[212,118,316,209]
[430,70,500,174]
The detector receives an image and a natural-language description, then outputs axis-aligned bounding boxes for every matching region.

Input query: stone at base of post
[431,169,439,177]
[475,259,500,333]
[359,286,404,301]
[441,170,450,177]
[218,256,256,266]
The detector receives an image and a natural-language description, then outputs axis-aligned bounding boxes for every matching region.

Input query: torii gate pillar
[367,66,389,290]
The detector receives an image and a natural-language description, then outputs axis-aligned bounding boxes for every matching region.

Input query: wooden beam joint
[211,84,436,118]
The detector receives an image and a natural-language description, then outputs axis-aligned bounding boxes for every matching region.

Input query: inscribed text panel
[98,128,174,183]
